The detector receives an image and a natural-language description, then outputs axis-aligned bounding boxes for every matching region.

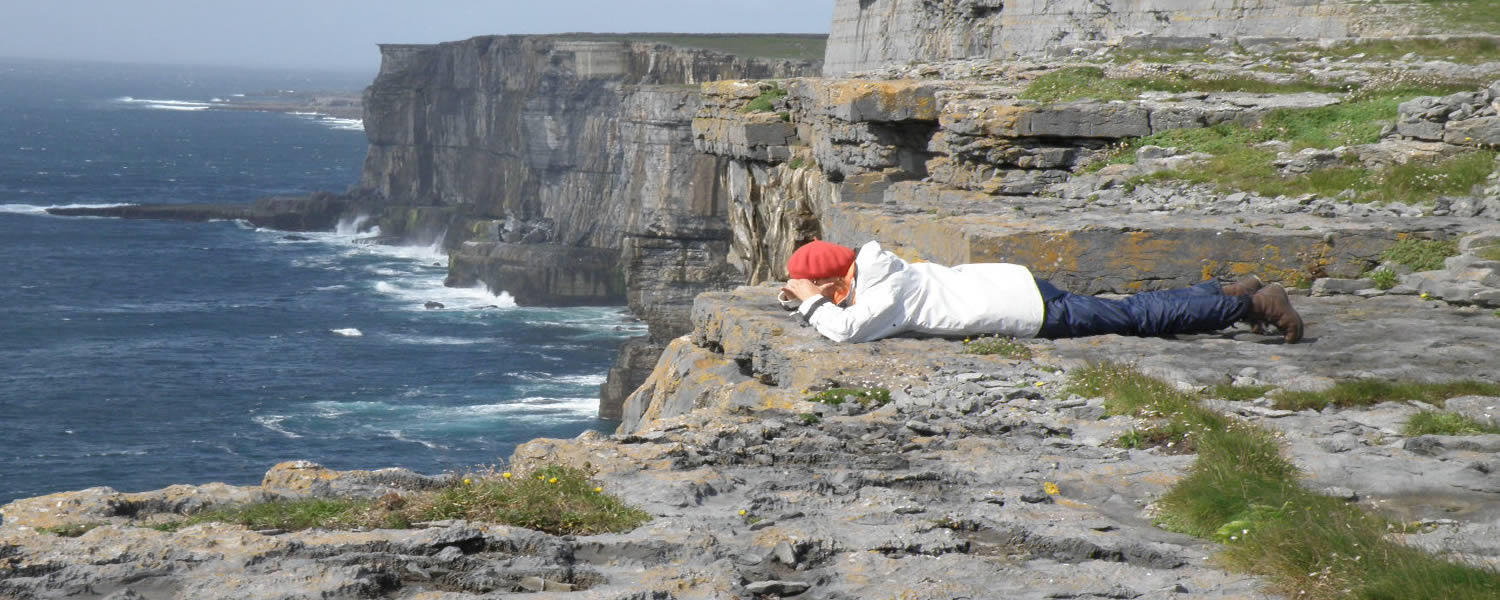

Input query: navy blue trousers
[1035,279,1250,339]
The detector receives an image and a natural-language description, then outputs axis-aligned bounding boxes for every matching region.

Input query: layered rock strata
[360,37,816,301]
[824,0,1422,75]
[352,36,822,416]
[692,77,1495,293]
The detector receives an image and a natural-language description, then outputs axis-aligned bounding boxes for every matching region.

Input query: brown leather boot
[1220,275,1264,297]
[1247,284,1304,343]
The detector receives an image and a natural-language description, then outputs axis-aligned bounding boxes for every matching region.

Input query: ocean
[0,59,641,506]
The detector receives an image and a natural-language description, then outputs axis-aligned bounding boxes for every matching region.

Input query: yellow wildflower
[502,472,512,479]
[548,477,559,484]
[594,486,604,493]
[462,478,472,486]
[1043,481,1060,496]
[738,509,748,516]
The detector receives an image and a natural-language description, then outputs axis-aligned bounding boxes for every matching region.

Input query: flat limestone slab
[1037,293,1500,387]
[823,182,1479,294]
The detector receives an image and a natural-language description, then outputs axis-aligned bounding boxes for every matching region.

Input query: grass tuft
[548,34,826,61]
[1404,411,1500,436]
[1071,363,1500,599]
[806,387,891,407]
[960,335,1033,359]
[1415,0,1500,35]
[1273,378,1500,412]
[1477,244,1500,262]
[1316,36,1500,64]
[743,87,788,113]
[1205,383,1276,402]
[1381,237,1459,272]
[1020,66,1340,104]
[1366,268,1399,290]
[38,522,106,537]
[149,465,648,536]
[1086,73,1493,204]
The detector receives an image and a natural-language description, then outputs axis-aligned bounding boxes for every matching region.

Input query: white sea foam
[386,334,487,346]
[0,202,134,216]
[116,97,214,111]
[330,328,363,337]
[371,279,517,311]
[516,372,608,386]
[334,214,372,236]
[289,112,365,132]
[303,397,598,434]
[383,430,448,450]
[323,118,364,131]
[459,396,599,415]
[252,415,303,439]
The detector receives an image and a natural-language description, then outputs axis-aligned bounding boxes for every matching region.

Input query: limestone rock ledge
[7,287,1500,598]
[823,0,1424,76]
[690,76,1491,293]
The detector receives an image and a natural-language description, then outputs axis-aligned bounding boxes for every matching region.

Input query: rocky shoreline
[14,0,1500,597]
[5,281,1499,598]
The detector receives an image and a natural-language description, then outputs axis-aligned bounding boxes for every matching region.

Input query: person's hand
[781,278,828,302]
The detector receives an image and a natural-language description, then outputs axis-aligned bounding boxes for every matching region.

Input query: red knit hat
[787,240,855,280]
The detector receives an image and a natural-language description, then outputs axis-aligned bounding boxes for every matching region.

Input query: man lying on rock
[777,240,1303,344]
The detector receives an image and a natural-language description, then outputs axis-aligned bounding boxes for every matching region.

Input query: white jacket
[796,241,1045,343]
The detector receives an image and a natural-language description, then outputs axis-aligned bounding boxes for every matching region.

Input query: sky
[0,0,837,74]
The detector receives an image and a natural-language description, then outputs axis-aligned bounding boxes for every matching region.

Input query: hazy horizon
[0,1,836,74]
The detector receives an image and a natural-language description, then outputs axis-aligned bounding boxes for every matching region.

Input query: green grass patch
[1115,424,1199,453]
[1318,36,1500,64]
[1090,79,1489,204]
[806,387,891,408]
[743,87,788,113]
[1368,150,1498,205]
[1367,268,1399,290]
[38,522,106,537]
[1133,150,1494,205]
[408,465,648,535]
[1205,383,1276,402]
[548,33,826,61]
[1476,244,1500,261]
[1019,66,1342,104]
[1404,411,1500,436]
[960,335,1033,359]
[148,465,648,536]
[1273,379,1500,411]
[1381,237,1460,272]
[1413,0,1500,35]
[1071,363,1500,599]
[1066,363,1231,436]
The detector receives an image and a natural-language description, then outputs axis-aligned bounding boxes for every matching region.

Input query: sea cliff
[353,36,822,417]
[12,2,1500,597]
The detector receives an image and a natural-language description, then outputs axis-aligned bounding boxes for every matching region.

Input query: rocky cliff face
[354,36,821,416]
[824,0,1421,75]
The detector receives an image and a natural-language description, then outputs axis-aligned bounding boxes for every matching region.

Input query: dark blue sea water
[0,59,641,506]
